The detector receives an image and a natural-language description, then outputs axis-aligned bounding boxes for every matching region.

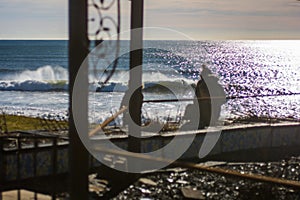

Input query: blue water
[0,40,67,73]
[0,40,299,122]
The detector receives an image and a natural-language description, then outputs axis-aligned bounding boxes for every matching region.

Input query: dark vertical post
[17,138,21,200]
[52,137,57,200]
[33,139,38,200]
[0,139,4,199]
[69,0,89,199]
[128,0,144,153]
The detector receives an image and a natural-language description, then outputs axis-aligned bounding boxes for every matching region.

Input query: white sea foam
[4,65,68,82]
[0,80,67,91]
[0,66,195,93]
[0,65,68,91]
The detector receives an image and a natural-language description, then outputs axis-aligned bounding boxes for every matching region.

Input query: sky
[0,0,300,40]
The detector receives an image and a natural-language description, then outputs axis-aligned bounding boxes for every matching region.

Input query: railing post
[17,138,21,200]
[52,137,58,200]
[33,138,38,200]
[0,138,4,199]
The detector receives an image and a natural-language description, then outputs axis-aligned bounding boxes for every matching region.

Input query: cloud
[0,0,299,39]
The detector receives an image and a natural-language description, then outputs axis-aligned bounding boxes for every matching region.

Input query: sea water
[0,40,299,123]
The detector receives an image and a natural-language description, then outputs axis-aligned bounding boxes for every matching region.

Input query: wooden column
[128,0,144,154]
[69,0,89,199]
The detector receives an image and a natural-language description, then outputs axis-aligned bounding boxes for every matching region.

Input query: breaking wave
[4,65,68,82]
[0,80,68,91]
[0,66,194,93]
[96,80,193,93]
[0,65,68,91]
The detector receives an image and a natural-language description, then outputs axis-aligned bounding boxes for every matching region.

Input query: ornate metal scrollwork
[88,0,121,86]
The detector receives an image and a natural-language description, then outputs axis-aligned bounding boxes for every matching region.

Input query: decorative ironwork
[88,0,121,86]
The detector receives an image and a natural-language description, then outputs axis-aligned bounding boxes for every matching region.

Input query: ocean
[0,40,299,124]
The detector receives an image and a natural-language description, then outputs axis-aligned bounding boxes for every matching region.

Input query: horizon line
[1,38,300,41]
